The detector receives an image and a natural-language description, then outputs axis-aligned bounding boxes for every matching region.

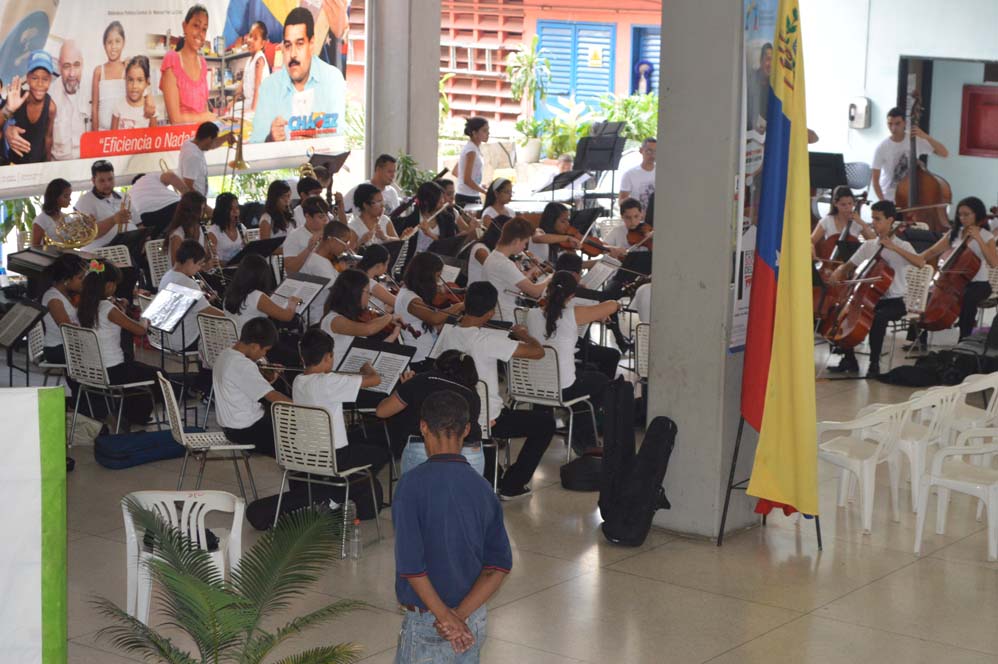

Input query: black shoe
[67,457,75,472]
[499,484,533,501]
[828,357,859,374]
[867,364,881,378]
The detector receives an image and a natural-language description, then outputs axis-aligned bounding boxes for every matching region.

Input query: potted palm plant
[515,117,545,163]
[506,35,551,117]
[2,198,38,250]
[95,501,367,663]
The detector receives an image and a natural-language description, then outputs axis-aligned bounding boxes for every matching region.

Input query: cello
[820,235,897,349]
[813,193,867,324]
[894,88,952,233]
[919,229,982,331]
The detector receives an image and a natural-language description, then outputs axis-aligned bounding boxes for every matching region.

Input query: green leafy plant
[395,152,437,196]
[542,96,594,157]
[2,197,38,240]
[514,117,545,146]
[344,101,366,151]
[506,35,551,116]
[95,501,366,664]
[439,72,455,122]
[597,93,659,144]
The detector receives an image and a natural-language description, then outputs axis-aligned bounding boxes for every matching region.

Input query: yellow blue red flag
[741,0,818,516]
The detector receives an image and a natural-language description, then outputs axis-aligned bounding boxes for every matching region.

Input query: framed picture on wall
[960,85,998,158]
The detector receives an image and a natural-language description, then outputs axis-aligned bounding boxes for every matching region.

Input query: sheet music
[581,257,620,290]
[0,304,43,347]
[336,347,380,374]
[441,264,461,283]
[272,276,329,315]
[369,351,410,394]
[142,285,199,333]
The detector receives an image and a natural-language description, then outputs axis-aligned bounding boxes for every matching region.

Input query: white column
[648,0,758,538]
[364,0,441,173]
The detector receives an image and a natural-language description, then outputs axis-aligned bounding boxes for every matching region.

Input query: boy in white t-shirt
[213,317,292,456]
[292,329,391,474]
[158,239,223,351]
[481,217,550,322]
[283,196,332,274]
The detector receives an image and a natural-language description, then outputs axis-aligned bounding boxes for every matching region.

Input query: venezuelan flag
[741,0,818,516]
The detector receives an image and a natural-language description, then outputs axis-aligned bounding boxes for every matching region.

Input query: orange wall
[523,1,661,96]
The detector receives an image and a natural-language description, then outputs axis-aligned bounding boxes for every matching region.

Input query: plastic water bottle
[349,518,362,560]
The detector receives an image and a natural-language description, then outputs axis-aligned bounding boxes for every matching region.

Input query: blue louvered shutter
[634,27,661,93]
[536,21,574,119]
[572,23,615,109]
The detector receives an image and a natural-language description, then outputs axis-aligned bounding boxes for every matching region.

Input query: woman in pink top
[160,5,216,125]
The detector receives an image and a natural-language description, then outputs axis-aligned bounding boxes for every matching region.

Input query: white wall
[929,60,998,207]
[800,0,998,195]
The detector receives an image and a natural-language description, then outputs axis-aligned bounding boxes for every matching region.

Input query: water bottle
[349,518,362,560]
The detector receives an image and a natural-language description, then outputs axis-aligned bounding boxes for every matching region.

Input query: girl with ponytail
[525,270,621,452]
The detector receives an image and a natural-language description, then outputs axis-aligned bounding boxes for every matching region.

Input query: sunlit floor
[46,331,998,663]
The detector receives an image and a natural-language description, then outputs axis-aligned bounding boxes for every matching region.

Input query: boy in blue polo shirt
[392,390,512,662]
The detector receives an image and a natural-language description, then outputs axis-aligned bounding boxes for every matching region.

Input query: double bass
[820,235,897,349]
[895,88,952,233]
[919,229,982,331]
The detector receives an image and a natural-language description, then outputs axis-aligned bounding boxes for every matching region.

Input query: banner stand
[717,417,822,549]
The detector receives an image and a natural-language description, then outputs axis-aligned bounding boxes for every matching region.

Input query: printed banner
[0,388,67,664]
[730,0,779,351]
[0,0,349,195]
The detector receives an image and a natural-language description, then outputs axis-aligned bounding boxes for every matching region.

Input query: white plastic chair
[391,235,410,281]
[62,324,159,442]
[635,322,650,381]
[271,402,382,554]
[818,401,908,533]
[914,428,998,561]
[243,228,260,243]
[157,372,257,501]
[122,490,244,624]
[507,346,598,463]
[28,323,64,386]
[92,244,133,268]
[145,239,171,290]
[949,373,998,439]
[892,386,961,512]
[196,314,239,428]
[513,307,528,327]
[477,380,509,492]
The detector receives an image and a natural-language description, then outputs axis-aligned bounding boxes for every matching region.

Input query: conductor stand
[717,416,823,549]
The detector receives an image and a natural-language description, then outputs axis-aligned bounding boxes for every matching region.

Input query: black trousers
[960,281,992,340]
[106,361,160,425]
[487,408,555,491]
[843,297,906,366]
[576,338,621,379]
[225,411,277,457]
[141,202,180,239]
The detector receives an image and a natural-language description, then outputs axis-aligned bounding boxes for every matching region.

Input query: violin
[561,226,612,257]
[359,308,422,340]
[432,278,465,308]
[626,223,654,251]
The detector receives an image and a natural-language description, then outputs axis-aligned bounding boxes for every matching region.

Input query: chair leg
[383,421,397,506]
[69,388,84,447]
[987,488,998,562]
[201,387,214,430]
[115,394,125,434]
[231,451,247,500]
[273,470,288,529]
[341,480,351,559]
[914,478,932,555]
[586,400,599,446]
[908,446,925,513]
[195,455,207,490]
[860,463,876,534]
[935,486,950,535]
[565,407,574,464]
[177,451,191,490]
[836,469,851,507]
[369,473,382,541]
[242,453,258,501]
[136,555,153,625]
[887,456,901,523]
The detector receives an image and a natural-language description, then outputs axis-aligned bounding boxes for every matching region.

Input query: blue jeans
[400,437,485,477]
[395,606,487,663]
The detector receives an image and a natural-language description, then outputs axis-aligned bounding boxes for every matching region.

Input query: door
[535,20,616,119]
[631,26,661,94]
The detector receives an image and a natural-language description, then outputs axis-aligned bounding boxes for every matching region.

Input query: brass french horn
[43,211,99,250]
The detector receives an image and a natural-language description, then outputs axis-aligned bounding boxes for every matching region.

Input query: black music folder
[225,237,285,265]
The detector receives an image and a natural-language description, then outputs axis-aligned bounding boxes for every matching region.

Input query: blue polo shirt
[393,454,512,609]
[249,56,346,143]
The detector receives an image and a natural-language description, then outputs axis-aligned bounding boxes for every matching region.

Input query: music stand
[309,151,350,176]
[0,300,47,386]
[142,283,202,423]
[569,207,603,235]
[225,237,285,266]
[575,134,626,216]
[809,152,847,190]
[270,272,332,327]
[590,121,625,136]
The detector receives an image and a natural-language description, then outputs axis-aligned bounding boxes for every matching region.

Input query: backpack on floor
[559,452,603,492]
[94,429,186,469]
[599,416,676,547]
[246,476,384,530]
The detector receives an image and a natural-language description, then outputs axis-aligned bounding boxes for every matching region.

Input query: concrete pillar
[364,0,441,174]
[648,1,758,538]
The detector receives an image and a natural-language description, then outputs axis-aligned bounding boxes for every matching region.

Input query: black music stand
[569,207,603,235]
[309,151,350,176]
[142,284,201,424]
[575,134,626,215]
[809,152,847,190]
[536,171,590,205]
[225,237,286,266]
[0,300,47,386]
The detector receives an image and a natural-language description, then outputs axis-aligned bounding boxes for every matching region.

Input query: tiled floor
[49,337,998,663]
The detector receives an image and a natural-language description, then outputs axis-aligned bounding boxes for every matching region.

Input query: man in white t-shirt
[432,281,552,500]
[343,154,401,215]
[482,217,550,322]
[213,318,292,456]
[827,200,925,377]
[292,176,325,228]
[871,107,948,203]
[129,171,188,237]
[77,160,136,251]
[619,138,656,209]
[178,121,233,197]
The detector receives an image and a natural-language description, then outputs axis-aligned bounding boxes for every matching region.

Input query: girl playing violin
[223,253,301,338]
[534,201,583,264]
[827,200,924,376]
[321,267,402,350]
[811,186,874,261]
[397,252,465,366]
[356,244,397,311]
[919,196,998,341]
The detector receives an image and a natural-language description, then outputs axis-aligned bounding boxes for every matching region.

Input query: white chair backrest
[156,371,186,447]
[869,402,910,462]
[476,380,491,439]
[145,239,171,289]
[271,402,340,475]
[513,307,528,327]
[197,314,238,369]
[635,322,650,379]
[269,254,284,284]
[61,324,109,387]
[508,346,562,402]
[391,237,410,281]
[987,266,998,294]
[907,385,960,443]
[93,244,133,268]
[122,490,243,567]
[959,372,998,422]
[28,323,44,364]
[243,228,260,243]
[904,264,934,315]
